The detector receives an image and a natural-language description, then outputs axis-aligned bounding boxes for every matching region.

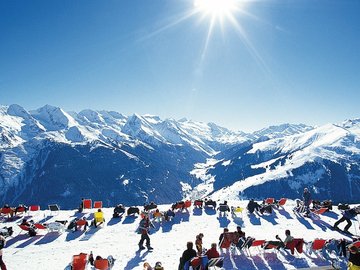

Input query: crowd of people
[2,188,360,270]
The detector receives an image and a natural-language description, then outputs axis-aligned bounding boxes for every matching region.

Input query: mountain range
[1,104,359,208]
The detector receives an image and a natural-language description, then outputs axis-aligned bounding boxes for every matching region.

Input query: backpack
[28,227,37,237]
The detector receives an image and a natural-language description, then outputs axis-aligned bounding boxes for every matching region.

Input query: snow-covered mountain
[198,120,360,203]
[0,104,247,208]
[1,103,358,208]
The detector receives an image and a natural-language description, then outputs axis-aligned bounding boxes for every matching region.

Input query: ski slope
[2,200,358,270]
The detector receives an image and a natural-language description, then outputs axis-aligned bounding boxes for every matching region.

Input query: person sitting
[178,241,197,270]
[154,261,164,270]
[205,243,220,260]
[276,229,294,248]
[20,218,33,227]
[14,204,28,215]
[164,209,175,221]
[93,209,105,228]
[247,199,261,214]
[218,201,230,215]
[348,244,360,269]
[113,204,125,218]
[152,209,162,222]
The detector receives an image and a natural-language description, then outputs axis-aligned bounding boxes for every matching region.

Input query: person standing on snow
[0,234,7,270]
[334,206,360,233]
[138,215,154,250]
[303,188,312,216]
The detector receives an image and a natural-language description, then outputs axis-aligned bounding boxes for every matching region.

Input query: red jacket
[206,247,220,259]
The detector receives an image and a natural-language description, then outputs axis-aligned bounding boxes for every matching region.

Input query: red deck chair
[83,199,92,210]
[1,207,13,218]
[265,198,275,205]
[286,238,304,255]
[312,207,328,215]
[72,253,88,270]
[278,198,287,207]
[94,259,109,270]
[312,239,327,250]
[29,205,40,212]
[184,200,192,208]
[93,201,103,209]
[246,239,266,255]
[18,224,31,235]
[352,241,360,248]
[194,200,203,207]
[34,223,47,230]
[15,206,27,216]
[76,219,87,230]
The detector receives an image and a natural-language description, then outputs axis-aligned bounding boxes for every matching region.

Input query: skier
[138,215,154,250]
[334,206,360,234]
[0,234,7,270]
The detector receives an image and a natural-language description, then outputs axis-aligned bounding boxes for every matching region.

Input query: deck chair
[277,198,287,207]
[72,253,88,270]
[286,238,304,255]
[311,207,328,215]
[0,208,13,218]
[34,223,47,230]
[246,239,266,255]
[15,206,27,216]
[18,224,31,234]
[265,198,275,205]
[28,205,40,216]
[48,204,60,215]
[184,200,192,208]
[94,258,109,270]
[93,201,103,209]
[307,238,327,256]
[82,199,92,210]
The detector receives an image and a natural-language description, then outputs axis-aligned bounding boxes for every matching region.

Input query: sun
[194,0,239,19]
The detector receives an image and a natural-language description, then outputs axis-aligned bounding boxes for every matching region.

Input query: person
[334,206,360,233]
[303,188,312,216]
[218,201,230,215]
[78,198,85,213]
[247,199,260,214]
[178,241,197,270]
[113,204,125,218]
[276,229,294,247]
[0,234,7,270]
[143,262,153,270]
[152,209,162,222]
[138,215,154,250]
[235,226,246,249]
[94,209,105,228]
[195,233,204,255]
[205,243,220,260]
[348,244,360,270]
[218,228,229,246]
[154,261,164,270]
[164,209,175,221]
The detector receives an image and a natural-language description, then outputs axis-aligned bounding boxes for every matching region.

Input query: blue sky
[1,0,359,132]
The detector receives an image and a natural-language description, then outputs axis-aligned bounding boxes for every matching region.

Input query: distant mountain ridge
[2,104,358,208]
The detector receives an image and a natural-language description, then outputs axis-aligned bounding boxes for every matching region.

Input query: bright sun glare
[194,0,238,18]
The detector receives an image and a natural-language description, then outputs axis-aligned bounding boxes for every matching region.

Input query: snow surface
[2,200,358,270]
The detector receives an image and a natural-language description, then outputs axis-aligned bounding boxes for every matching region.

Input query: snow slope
[2,200,357,270]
